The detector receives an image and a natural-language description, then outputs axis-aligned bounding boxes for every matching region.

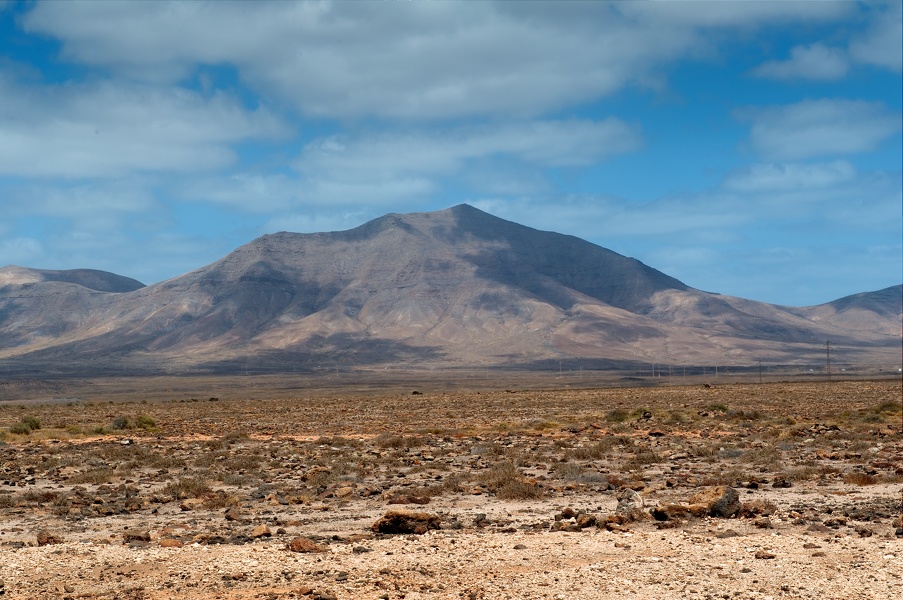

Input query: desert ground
[0,376,900,599]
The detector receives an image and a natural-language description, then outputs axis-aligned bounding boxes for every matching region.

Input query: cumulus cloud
[0,76,284,178]
[850,1,903,72]
[21,0,851,120]
[724,161,857,192]
[178,174,299,213]
[474,162,901,304]
[740,99,902,161]
[618,0,849,29]
[10,182,156,220]
[291,119,641,206]
[299,119,640,174]
[753,44,849,81]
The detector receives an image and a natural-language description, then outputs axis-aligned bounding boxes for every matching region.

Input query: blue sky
[0,0,900,306]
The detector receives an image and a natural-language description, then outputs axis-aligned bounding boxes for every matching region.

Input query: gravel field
[0,378,900,599]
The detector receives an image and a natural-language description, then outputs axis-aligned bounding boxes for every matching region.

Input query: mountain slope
[0,205,899,374]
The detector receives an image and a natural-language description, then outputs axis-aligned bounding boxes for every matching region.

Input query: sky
[0,0,900,307]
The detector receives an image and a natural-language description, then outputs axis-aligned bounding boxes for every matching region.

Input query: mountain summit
[0,205,899,375]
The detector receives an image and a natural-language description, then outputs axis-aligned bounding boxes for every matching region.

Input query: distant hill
[0,205,899,375]
[0,266,144,293]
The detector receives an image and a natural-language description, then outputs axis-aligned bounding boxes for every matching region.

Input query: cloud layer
[0,0,899,306]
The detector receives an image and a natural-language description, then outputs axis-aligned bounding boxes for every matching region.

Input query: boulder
[688,486,740,518]
[36,530,63,546]
[123,529,151,542]
[372,510,441,535]
[287,536,324,553]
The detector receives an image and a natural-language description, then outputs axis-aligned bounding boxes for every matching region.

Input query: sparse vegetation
[163,477,212,499]
[9,415,41,435]
[843,472,879,486]
[0,377,899,598]
[110,414,157,430]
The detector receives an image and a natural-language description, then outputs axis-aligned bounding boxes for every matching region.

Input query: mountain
[0,205,899,375]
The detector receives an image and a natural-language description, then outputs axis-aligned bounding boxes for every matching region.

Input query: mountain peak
[0,206,898,375]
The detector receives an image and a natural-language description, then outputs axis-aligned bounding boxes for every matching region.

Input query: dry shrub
[374,433,420,449]
[480,461,543,500]
[874,400,901,415]
[699,468,748,486]
[622,449,661,470]
[741,446,782,467]
[435,472,468,495]
[206,430,249,449]
[22,489,59,504]
[666,411,692,425]
[605,409,630,423]
[843,472,879,486]
[163,477,212,499]
[68,467,114,485]
[496,478,543,500]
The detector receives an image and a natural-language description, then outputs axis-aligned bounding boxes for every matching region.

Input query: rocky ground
[0,378,900,599]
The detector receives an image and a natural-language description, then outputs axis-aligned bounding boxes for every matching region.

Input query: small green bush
[9,422,32,435]
[110,414,157,431]
[10,416,41,435]
[135,415,156,429]
[605,409,630,423]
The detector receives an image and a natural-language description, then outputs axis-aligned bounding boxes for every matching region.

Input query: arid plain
[0,375,901,599]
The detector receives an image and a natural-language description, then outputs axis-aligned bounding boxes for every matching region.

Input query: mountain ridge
[0,205,899,375]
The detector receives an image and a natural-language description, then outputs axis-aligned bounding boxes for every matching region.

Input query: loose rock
[372,510,441,535]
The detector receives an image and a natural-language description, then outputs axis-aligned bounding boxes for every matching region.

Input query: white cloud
[264,210,374,235]
[0,76,285,178]
[753,43,849,81]
[291,119,640,206]
[471,195,746,244]
[178,174,298,213]
[741,99,902,161]
[474,161,901,303]
[300,120,640,174]
[724,161,857,192]
[299,178,436,207]
[619,0,850,29]
[21,0,852,120]
[13,182,156,220]
[850,1,903,72]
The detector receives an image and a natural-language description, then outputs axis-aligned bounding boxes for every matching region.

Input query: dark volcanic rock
[372,510,441,535]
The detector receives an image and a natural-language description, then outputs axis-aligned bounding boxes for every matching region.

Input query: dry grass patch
[480,461,543,500]
[842,472,879,486]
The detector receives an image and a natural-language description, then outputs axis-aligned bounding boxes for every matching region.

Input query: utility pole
[825,340,832,381]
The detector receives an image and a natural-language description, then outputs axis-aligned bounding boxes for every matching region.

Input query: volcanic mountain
[0,205,900,375]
